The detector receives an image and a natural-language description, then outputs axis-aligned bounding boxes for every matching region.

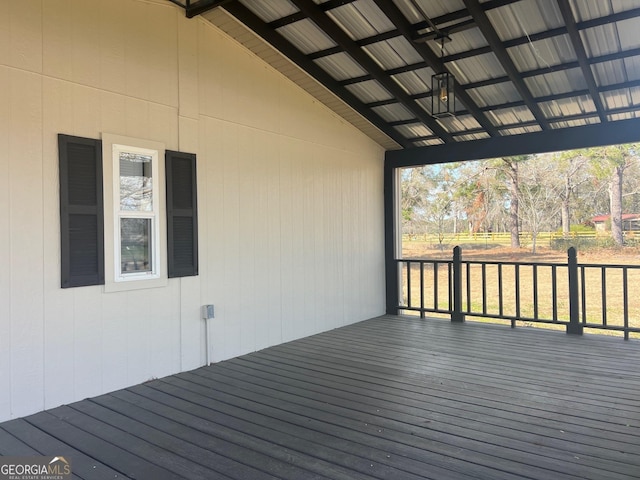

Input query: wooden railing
[397,247,640,339]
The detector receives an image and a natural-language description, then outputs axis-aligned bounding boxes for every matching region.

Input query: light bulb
[439,79,448,103]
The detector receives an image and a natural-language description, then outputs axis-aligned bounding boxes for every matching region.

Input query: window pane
[120,218,152,273]
[120,151,153,211]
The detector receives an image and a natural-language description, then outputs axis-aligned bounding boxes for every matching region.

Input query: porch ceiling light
[431,35,456,117]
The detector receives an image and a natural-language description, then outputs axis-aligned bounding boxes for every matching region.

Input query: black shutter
[58,134,104,287]
[166,150,198,277]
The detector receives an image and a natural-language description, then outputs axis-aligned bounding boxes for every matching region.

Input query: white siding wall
[0,0,386,422]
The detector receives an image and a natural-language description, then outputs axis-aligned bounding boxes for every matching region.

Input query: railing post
[452,246,465,323]
[567,247,583,335]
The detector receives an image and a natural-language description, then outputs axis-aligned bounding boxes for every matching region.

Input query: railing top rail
[398,258,566,268]
[398,257,640,270]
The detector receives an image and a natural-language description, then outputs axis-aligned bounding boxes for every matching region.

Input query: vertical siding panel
[72,288,104,400]
[250,131,269,351]
[0,67,11,420]
[178,15,199,120]
[217,122,241,361]
[101,294,129,393]
[43,0,100,87]
[202,118,225,363]
[313,151,327,334]
[278,142,296,342]
[42,78,75,410]
[265,135,283,348]
[301,148,317,338]
[98,0,127,95]
[5,0,42,73]
[238,128,256,355]
[0,1,9,67]
[342,161,357,324]
[10,70,44,418]
[178,117,202,370]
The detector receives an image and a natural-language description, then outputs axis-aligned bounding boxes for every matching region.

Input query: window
[113,144,160,282]
[58,133,199,290]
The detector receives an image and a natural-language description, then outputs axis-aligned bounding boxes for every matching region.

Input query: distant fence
[397,247,640,340]
[402,230,640,248]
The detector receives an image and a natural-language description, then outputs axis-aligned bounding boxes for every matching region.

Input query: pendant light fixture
[431,35,456,117]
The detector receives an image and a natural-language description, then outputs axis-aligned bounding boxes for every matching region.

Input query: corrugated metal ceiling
[188,0,640,150]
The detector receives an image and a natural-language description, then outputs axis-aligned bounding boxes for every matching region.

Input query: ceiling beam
[222,2,410,148]
[462,0,550,130]
[557,0,607,123]
[289,0,454,143]
[387,117,640,167]
[372,0,499,137]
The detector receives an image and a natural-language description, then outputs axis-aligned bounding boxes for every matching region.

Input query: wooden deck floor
[1,315,640,480]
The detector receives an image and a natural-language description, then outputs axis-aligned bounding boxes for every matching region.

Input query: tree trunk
[561,177,571,236]
[610,165,624,246]
[508,163,520,248]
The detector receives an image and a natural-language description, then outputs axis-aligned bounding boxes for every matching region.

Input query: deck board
[1,315,639,480]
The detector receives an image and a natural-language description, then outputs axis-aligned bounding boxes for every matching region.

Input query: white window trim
[102,133,167,292]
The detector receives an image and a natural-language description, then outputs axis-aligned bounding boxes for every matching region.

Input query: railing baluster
[623,267,629,340]
[420,261,425,318]
[448,262,452,312]
[581,266,587,324]
[482,263,487,315]
[533,264,538,320]
[433,262,439,311]
[601,266,607,326]
[406,261,411,308]
[514,264,520,328]
[552,265,558,322]
[498,264,503,317]
[466,261,471,314]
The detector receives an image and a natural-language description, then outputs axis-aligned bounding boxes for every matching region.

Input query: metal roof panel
[327,0,395,40]
[393,0,466,24]
[591,60,628,87]
[507,35,576,71]
[524,68,587,96]
[466,83,522,108]
[580,24,620,57]
[313,52,368,80]
[487,105,536,126]
[487,0,564,41]
[437,114,482,132]
[539,94,596,118]
[372,103,415,121]
[363,36,425,70]
[447,52,506,84]
[277,19,337,54]
[345,79,393,103]
[239,0,298,22]
[392,67,436,95]
[394,122,433,138]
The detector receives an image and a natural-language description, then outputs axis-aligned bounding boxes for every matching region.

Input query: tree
[587,144,640,246]
[552,151,589,235]
[516,158,563,253]
[487,155,531,248]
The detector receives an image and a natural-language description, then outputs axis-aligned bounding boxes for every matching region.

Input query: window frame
[112,143,161,282]
[102,134,167,292]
